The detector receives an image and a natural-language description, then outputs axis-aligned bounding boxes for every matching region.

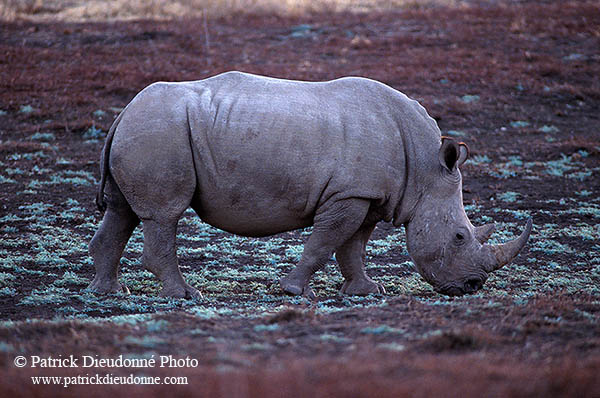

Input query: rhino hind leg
[87,176,139,295]
[337,223,386,296]
[141,219,202,300]
[128,177,200,300]
[280,198,370,299]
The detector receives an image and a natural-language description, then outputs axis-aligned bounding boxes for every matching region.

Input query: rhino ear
[439,136,469,172]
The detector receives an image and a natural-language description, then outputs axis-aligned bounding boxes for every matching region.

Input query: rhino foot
[86,277,130,295]
[280,278,316,300]
[159,282,202,301]
[340,278,386,296]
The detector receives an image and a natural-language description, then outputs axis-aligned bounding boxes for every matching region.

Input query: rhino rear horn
[474,223,496,244]
[484,219,533,272]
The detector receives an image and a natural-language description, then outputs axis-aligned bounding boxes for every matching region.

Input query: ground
[0,0,599,396]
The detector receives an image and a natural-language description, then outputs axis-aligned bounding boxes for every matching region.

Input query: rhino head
[405,137,532,296]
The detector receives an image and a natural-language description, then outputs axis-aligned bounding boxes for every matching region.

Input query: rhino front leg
[337,223,386,295]
[142,219,202,300]
[280,198,370,299]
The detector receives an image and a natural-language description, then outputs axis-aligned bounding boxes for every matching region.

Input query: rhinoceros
[87,71,532,299]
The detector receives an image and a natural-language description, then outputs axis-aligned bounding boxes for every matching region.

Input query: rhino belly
[191,187,313,237]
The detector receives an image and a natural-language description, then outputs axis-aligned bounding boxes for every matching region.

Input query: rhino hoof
[280,279,316,300]
[86,277,129,295]
[340,278,386,296]
[159,283,202,301]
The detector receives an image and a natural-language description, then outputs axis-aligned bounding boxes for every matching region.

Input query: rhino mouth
[435,275,487,296]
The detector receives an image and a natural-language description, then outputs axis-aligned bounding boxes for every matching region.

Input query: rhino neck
[392,170,420,226]
[391,104,441,227]
[391,125,421,227]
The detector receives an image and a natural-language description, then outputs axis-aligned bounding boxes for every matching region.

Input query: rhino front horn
[485,219,533,272]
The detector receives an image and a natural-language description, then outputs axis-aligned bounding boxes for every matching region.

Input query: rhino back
[179,72,438,236]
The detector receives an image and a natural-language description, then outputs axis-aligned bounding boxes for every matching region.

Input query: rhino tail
[96,110,125,213]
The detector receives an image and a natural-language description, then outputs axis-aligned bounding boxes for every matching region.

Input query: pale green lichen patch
[467,150,596,181]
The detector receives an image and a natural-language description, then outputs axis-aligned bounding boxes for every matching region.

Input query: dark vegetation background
[0,0,599,396]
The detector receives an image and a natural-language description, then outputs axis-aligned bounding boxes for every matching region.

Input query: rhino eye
[455,233,465,241]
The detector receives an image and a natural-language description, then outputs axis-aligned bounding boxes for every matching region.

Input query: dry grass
[1,0,468,21]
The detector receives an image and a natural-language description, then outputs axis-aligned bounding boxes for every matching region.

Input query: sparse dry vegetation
[1,0,468,21]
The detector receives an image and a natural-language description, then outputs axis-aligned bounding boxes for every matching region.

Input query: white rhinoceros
[87,71,532,299]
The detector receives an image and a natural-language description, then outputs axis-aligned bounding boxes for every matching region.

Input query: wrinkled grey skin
[87,71,532,300]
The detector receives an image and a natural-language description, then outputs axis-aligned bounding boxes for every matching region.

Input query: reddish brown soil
[1,1,600,396]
